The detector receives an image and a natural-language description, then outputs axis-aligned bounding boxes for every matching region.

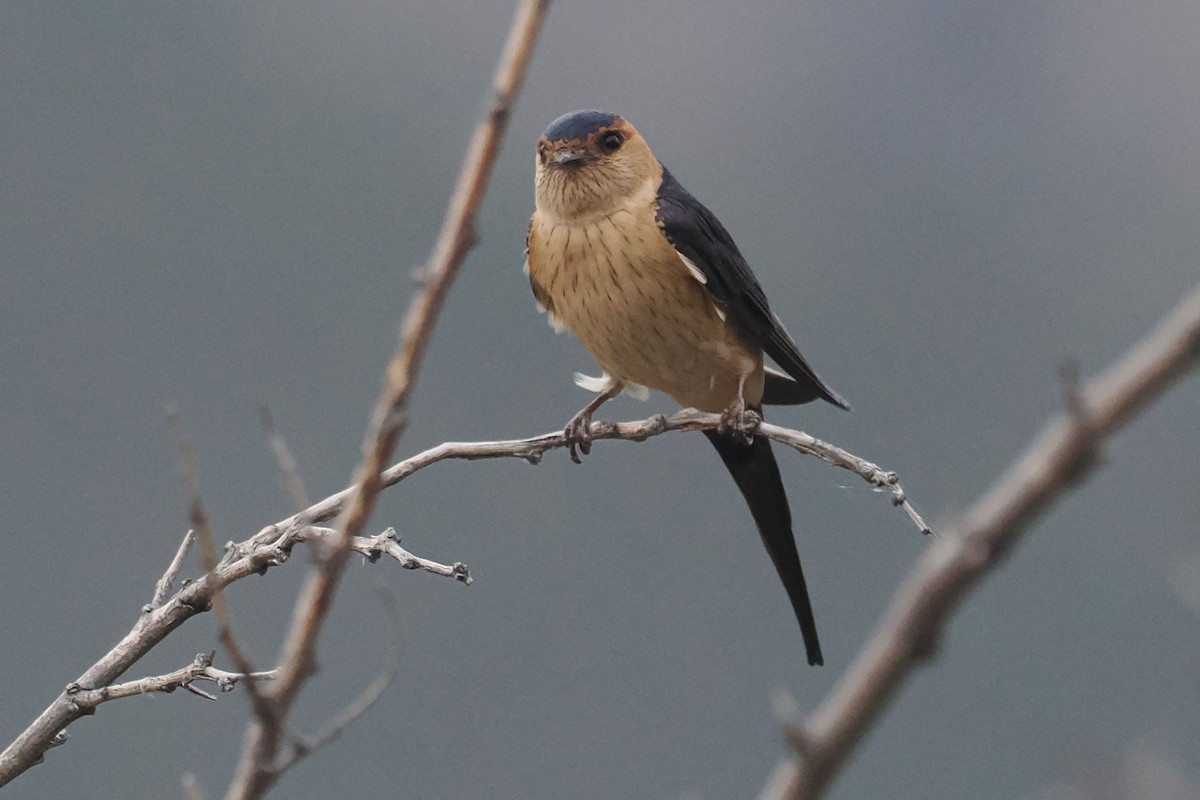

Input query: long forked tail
[703,429,824,666]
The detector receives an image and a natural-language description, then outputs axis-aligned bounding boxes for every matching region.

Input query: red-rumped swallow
[525,110,849,666]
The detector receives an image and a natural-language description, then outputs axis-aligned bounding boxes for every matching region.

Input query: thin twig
[777,282,1200,799]
[296,526,472,583]
[222,2,551,797]
[146,529,194,612]
[251,409,930,550]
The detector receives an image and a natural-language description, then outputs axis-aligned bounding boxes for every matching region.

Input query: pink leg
[718,371,758,443]
[564,384,621,463]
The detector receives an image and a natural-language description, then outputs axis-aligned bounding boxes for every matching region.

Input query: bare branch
[0,492,472,787]
[296,526,472,583]
[0,410,900,784]
[388,410,928,534]
[777,282,1200,799]
[64,652,277,712]
[251,408,930,554]
[223,2,551,797]
[0,7,555,766]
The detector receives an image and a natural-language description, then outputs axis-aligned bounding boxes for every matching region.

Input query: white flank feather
[676,250,707,284]
[574,372,616,393]
[572,372,650,401]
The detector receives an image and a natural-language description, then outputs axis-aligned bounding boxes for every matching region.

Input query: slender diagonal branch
[222,2,551,797]
[772,282,1200,800]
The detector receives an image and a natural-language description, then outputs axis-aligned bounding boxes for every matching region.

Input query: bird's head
[534,110,658,221]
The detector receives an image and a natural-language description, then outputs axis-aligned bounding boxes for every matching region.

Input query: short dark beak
[553,150,587,166]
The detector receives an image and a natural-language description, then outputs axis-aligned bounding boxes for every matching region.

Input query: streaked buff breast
[528,203,763,413]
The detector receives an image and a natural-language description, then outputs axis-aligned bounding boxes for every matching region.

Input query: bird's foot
[718,400,759,444]
[563,410,595,464]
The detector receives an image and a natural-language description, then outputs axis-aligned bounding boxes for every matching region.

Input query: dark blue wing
[655,166,849,410]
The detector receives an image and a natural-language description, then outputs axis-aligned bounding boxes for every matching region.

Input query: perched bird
[525,110,849,666]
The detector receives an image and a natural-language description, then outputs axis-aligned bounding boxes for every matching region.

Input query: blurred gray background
[2,1,1198,798]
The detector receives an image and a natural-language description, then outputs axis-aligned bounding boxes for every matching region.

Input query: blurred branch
[182,773,208,800]
[770,283,1200,800]
[170,411,274,723]
[223,0,551,797]
[271,592,405,782]
[269,663,397,782]
[260,406,311,511]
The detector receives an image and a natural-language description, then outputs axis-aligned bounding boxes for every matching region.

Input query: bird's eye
[600,131,624,152]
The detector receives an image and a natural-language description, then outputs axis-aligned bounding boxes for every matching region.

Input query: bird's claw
[718,401,758,444]
[564,413,594,464]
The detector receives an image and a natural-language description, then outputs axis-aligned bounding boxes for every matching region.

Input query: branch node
[1057,359,1105,482]
[783,722,815,761]
[289,737,312,760]
[488,96,513,125]
[910,624,941,663]
[591,420,618,439]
